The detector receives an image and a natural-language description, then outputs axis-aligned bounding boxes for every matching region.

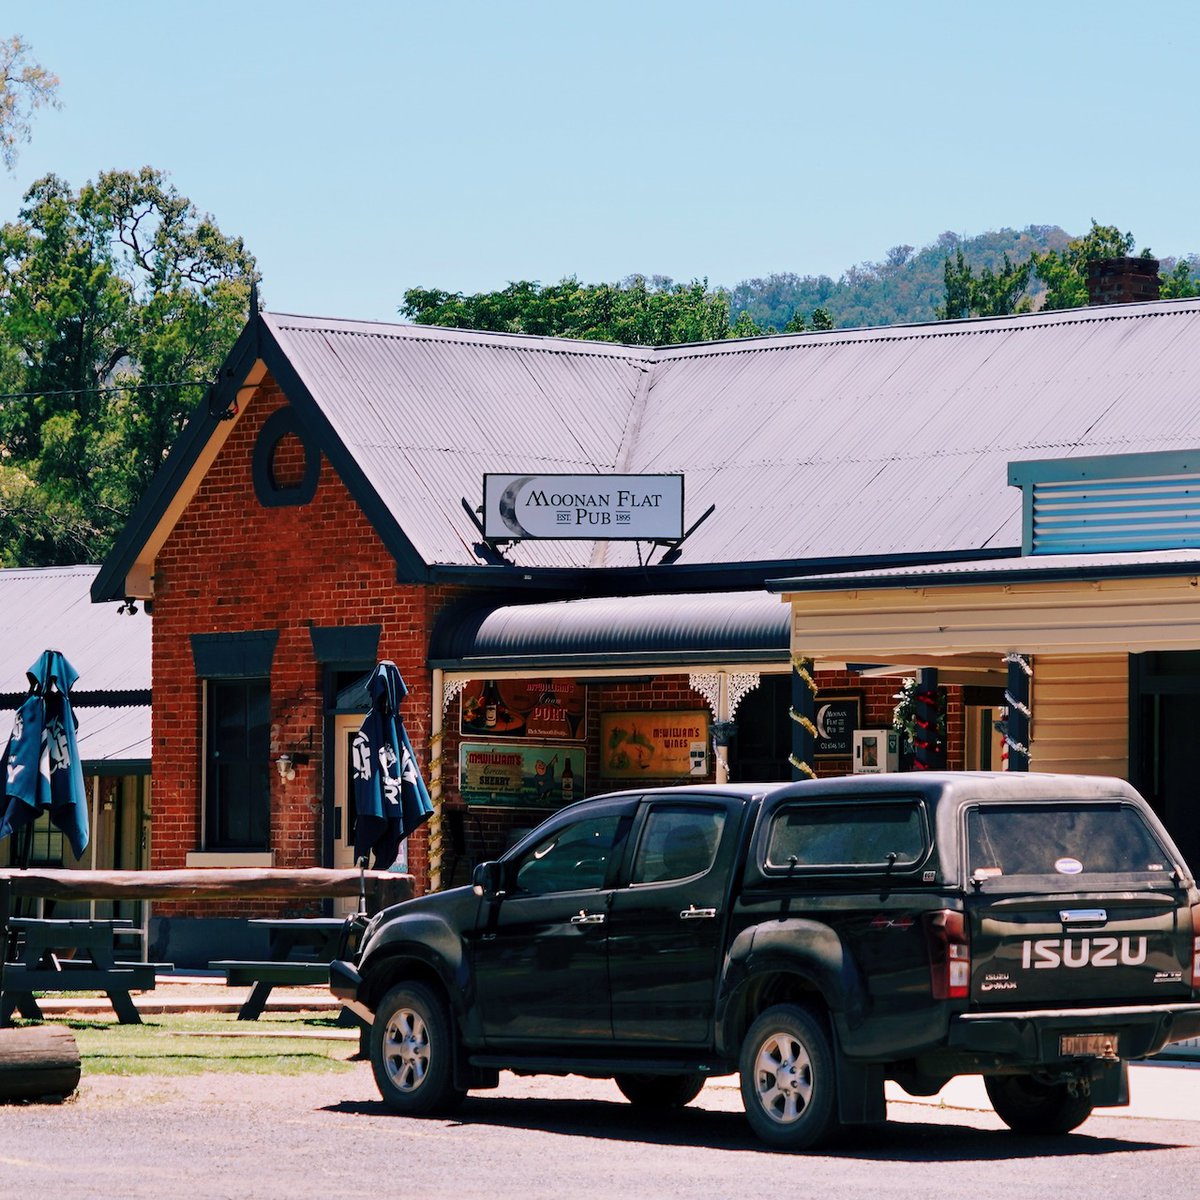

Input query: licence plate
[1060,1033,1118,1058]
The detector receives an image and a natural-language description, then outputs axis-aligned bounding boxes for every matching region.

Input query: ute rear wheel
[739,1004,839,1151]
[614,1073,707,1109]
[370,981,466,1116]
[984,1073,1094,1135]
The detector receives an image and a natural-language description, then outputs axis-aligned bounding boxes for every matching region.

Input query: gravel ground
[4,1065,1200,1200]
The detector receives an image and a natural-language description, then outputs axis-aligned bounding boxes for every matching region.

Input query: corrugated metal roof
[0,566,151,693]
[769,547,1200,591]
[429,590,791,670]
[76,705,151,769]
[268,314,650,570]
[262,299,1200,572]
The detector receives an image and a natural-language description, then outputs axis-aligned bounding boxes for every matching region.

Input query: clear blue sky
[5,0,1199,323]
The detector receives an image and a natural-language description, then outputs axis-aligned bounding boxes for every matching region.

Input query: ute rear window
[766,802,927,871]
[966,803,1173,879]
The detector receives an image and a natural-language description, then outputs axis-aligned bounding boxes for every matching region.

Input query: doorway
[332,713,362,916]
[964,706,1004,771]
[1131,653,1200,872]
[731,675,791,781]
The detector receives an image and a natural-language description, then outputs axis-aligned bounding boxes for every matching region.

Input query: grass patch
[15,1013,364,1076]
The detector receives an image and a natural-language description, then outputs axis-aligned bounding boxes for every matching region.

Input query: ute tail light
[1190,900,1200,994]
[925,908,970,1001]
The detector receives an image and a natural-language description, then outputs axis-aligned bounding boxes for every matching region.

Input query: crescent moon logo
[497,475,535,537]
[816,704,831,740]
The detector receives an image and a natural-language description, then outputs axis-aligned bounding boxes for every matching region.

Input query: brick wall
[438,676,709,872]
[812,669,964,776]
[151,375,464,915]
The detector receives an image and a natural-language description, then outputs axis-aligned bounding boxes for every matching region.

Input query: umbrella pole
[9,824,34,927]
[1,878,9,1004]
[17,821,32,871]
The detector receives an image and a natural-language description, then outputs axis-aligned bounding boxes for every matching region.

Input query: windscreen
[966,802,1174,880]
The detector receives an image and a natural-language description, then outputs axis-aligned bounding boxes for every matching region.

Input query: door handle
[680,906,717,920]
[570,911,606,925]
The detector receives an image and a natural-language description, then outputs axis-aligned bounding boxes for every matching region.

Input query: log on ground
[0,1025,82,1102]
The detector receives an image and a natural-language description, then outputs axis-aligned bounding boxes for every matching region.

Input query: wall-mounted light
[117,598,138,616]
[276,751,310,783]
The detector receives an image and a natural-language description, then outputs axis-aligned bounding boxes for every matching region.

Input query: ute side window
[513,814,626,895]
[631,806,727,885]
[966,803,1172,879]
[765,801,927,871]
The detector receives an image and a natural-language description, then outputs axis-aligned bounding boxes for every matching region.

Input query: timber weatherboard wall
[782,574,1200,660]
[1029,654,1129,777]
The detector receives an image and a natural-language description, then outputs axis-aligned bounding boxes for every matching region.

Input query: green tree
[0,36,59,171]
[938,249,972,319]
[783,307,834,333]
[0,168,255,564]
[971,254,1032,317]
[1032,221,1136,310]
[937,249,1031,319]
[1160,256,1200,300]
[728,309,763,339]
[401,275,745,346]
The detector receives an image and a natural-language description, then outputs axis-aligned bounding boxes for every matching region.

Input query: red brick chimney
[1086,256,1160,305]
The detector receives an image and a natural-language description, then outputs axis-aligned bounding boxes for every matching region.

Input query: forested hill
[727,225,1075,330]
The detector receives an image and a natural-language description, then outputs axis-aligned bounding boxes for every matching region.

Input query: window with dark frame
[4,809,65,867]
[766,801,927,870]
[631,806,726,884]
[205,678,271,849]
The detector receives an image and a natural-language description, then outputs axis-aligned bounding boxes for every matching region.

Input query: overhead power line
[0,379,208,401]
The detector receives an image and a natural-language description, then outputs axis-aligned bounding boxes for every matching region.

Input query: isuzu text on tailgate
[331,772,1200,1151]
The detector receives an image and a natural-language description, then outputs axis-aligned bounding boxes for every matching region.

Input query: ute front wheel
[370,981,466,1116]
[984,1073,1094,1135]
[614,1073,706,1109]
[739,1004,839,1151]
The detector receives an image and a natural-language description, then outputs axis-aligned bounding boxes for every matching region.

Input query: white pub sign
[483,473,684,540]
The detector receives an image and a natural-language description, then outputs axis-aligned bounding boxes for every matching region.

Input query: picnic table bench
[210,917,349,1021]
[0,868,409,1037]
[2,916,173,1025]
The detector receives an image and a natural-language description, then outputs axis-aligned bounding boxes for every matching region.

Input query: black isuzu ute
[330,772,1200,1150]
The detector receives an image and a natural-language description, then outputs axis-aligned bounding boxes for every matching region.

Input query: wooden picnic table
[210,916,350,1021]
[1,916,167,1025]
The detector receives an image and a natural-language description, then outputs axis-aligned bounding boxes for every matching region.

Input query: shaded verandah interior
[776,554,1200,869]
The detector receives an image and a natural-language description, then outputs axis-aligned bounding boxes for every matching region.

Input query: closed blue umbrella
[351,662,433,870]
[0,650,89,862]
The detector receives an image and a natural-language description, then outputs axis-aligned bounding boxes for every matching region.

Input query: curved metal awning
[429,591,792,674]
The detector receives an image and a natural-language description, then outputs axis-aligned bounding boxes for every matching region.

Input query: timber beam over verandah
[772,549,1200,781]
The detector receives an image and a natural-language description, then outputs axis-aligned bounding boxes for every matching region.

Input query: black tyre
[739,1004,839,1151]
[370,981,466,1116]
[984,1073,1094,1135]
[614,1073,707,1109]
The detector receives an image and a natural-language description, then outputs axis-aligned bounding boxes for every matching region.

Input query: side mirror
[472,860,505,898]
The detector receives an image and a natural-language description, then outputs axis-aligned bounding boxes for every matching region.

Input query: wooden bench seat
[3,962,161,992]
[209,960,330,987]
[1,958,172,1024]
